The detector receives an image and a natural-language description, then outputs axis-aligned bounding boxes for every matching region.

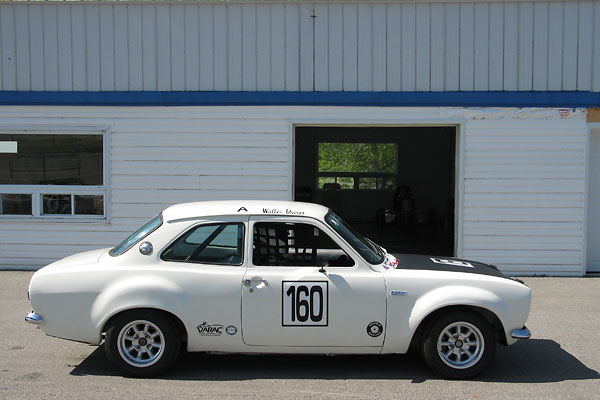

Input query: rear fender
[91,276,190,343]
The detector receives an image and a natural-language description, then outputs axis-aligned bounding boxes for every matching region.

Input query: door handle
[243,278,269,287]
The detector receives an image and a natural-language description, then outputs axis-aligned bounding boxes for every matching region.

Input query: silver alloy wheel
[117,319,165,368]
[436,321,485,370]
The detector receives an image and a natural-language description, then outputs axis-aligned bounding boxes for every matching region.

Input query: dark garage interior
[294,126,456,257]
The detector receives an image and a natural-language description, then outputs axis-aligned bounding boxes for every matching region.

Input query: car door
[241,216,387,348]
[158,216,248,352]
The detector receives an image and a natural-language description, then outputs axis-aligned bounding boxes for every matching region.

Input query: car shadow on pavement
[70,339,599,383]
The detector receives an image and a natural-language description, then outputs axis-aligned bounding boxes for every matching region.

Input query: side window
[252,222,354,267]
[161,223,244,265]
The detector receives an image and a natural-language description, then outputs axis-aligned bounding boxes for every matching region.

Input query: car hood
[391,253,508,279]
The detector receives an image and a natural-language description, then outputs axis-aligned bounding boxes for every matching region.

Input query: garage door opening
[294,126,457,257]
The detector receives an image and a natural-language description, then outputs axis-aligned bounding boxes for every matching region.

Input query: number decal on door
[282,281,328,326]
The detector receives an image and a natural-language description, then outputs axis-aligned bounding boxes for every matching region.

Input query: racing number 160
[282,281,328,326]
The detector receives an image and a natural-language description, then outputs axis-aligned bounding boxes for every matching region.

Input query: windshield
[109,213,163,256]
[325,210,384,264]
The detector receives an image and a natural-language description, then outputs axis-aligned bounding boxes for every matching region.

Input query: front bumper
[25,312,43,324]
[511,326,531,339]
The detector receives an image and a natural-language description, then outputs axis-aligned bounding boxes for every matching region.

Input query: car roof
[162,200,330,222]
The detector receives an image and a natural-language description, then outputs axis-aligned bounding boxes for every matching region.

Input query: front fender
[408,286,508,332]
[91,276,190,343]
[382,285,509,354]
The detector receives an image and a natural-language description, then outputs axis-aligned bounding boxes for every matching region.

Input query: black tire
[105,310,180,378]
[421,311,496,379]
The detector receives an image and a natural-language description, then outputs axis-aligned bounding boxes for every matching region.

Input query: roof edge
[0,91,599,108]
[0,0,585,5]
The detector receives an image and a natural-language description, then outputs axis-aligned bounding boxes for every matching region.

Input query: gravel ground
[1,272,599,399]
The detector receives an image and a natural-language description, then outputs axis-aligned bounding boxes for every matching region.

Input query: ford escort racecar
[26,201,531,379]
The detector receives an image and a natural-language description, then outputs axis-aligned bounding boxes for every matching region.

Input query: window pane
[253,222,354,267]
[358,177,395,190]
[359,177,377,190]
[325,211,384,265]
[0,194,32,215]
[336,177,354,189]
[317,176,336,188]
[381,177,395,190]
[318,143,396,173]
[42,194,72,215]
[161,223,244,265]
[74,195,104,215]
[318,177,355,190]
[0,134,103,185]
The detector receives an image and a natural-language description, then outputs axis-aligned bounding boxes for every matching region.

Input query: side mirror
[139,241,153,256]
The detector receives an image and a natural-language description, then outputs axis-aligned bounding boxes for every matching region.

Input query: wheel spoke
[462,328,473,339]
[132,325,142,337]
[150,341,162,349]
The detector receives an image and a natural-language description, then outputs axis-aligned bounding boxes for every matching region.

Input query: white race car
[26,201,531,379]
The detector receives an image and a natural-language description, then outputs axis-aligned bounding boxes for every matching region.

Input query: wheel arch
[91,276,191,344]
[101,307,188,345]
[408,305,507,351]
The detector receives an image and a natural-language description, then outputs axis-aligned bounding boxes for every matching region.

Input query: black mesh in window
[252,222,354,267]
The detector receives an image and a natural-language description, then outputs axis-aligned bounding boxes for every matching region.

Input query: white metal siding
[0,107,291,268]
[0,106,588,276]
[587,128,600,271]
[462,119,588,275]
[1,2,599,92]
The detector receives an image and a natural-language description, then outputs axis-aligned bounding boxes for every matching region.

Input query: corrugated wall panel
[14,5,30,91]
[0,106,588,275]
[0,106,292,268]
[2,1,599,92]
[0,5,16,91]
[594,2,600,91]
[462,119,587,275]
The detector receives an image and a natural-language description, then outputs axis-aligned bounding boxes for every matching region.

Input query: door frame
[290,121,463,257]
[585,124,600,273]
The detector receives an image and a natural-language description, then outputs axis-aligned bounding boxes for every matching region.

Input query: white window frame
[0,127,110,222]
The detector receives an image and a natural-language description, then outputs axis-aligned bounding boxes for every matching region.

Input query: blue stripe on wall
[0,91,599,107]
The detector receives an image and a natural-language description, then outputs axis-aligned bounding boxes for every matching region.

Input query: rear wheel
[421,311,496,379]
[105,310,180,377]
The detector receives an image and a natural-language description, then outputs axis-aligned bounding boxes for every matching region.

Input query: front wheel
[105,310,180,377]
[421,311,496,379]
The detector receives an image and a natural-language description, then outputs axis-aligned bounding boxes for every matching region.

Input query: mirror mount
[318,260,328,274]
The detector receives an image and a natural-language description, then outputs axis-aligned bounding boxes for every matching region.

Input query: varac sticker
[282,281,328,326]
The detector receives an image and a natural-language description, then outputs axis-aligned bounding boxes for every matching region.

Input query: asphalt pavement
[1,272,599,399]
